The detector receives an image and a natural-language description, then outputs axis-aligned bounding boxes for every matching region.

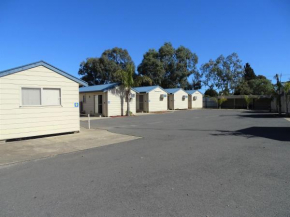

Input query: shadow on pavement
[238,114,280,118]
[220,111,282,119]
[212,127,290,142]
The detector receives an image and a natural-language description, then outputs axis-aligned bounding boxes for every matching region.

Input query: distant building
[185,90,203,109]
[79,83,137,117]
[165,88,188,110]
[132,86,168,113]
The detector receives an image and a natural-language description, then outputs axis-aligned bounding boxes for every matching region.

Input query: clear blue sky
[1,0,289,91]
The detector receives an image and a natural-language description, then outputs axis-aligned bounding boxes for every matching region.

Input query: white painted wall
[172,89,188,109]
[148,87,168,112]
[0,66,80,141]
[107,86,136,116]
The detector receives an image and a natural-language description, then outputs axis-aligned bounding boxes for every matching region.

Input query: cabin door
[139,95,144,111]
[94,95,103,114]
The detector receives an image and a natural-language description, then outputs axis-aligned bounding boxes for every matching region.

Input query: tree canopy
[234,63,273,95]
[244,63,256,81]
[137,42,199,89]
[249,78,273,95]
[201,53,243,95]
[78,45,274,98]
[78,47,135,85]
[204,88,218,97]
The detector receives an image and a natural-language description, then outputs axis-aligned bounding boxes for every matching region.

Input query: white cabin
[79,83,137,117]
[186,90,203,109]
[133,86,168,113]
[0,61,87,141]
[165,88,188,110]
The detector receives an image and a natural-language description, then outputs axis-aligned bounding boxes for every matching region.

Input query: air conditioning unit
[160,94,167,99]
[182,95,188,99]
[130,93,135,98]
[193,96,197,101]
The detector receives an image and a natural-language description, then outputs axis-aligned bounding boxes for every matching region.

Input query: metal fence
[203,96,272,110]
[203,97,218,108]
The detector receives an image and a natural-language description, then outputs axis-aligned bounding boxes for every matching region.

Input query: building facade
[0,61,87,141]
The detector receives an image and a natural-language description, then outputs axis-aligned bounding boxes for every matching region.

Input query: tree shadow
[238,114,281,118]
[212,127,290,142]
[219,111,282,119]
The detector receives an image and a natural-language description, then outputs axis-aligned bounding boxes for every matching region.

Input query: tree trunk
[278,91,282,116]
[127,89,130,116]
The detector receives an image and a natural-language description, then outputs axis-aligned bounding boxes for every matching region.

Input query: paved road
[0,110,289,217]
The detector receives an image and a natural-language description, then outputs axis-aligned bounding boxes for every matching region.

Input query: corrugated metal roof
[185,90,203,95]
[79,83,120,93]
[165,88,183,94]
[132,85,168,93]
[0,61,88,87]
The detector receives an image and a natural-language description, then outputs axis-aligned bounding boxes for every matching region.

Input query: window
[83,95,86,103]
[43,88,61,105]
[21,87,61,106]
[22,88,41,105]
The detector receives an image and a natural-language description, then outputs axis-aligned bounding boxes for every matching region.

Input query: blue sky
[0,0,289,91]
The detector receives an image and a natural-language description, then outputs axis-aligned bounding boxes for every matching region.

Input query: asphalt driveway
[0,109,289,217]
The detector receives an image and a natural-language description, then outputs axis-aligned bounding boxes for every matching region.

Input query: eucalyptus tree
[137,49,165,86]
[138,42,199,89]
[201,53,243,95]
[79,47,135,85]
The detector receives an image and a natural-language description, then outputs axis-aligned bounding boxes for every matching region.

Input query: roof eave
[0,61,88,87]
[79,83,121,93]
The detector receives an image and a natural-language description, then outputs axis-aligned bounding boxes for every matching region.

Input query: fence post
[88,114,90,129]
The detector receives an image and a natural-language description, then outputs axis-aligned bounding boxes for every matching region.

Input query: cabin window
[22,88,41,105]
[43,88,61,105]
[21,87,61,106]
[83,95,86,103]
